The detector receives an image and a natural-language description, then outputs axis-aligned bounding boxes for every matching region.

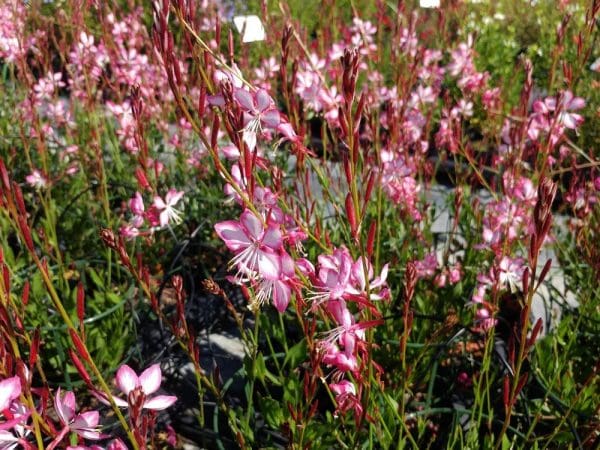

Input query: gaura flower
[214,209,282,282]
[48,389,103,450]
[234,89,280,151]
[95,364,177,411]
[152,189,184,227]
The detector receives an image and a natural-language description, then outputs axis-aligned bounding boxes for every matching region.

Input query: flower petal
[243,129,257,152]
[272,280,291,312]
[139,364,162,395]
[165,189,184,207]
[0,377,21,411]
[261,110,281,128]
[0,430,19,444]
[143,395,177,410]
[54,389,76,425]
[240,210,263,241]
[214,220,252,251]
[257,250,281,280]
[73,410,100,428]
[262,226,282,250]
[115,365,138,395]
[255,89,272,112]
[91,390,128,408]
[234,89,255,111]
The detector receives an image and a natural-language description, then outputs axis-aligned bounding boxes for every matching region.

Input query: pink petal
[111,395,129,408]
[261,110,281,128]
[234,89,255,112]
[143,395,177,410]
[107,439,129,450]
[240,210,263,241]
[562,113,581,129]
[221,144,241,160]
[207,94,225,107]
[139,364,162,395]
[73,410,100,428]
[165,189,184,206]
[0,377,21,411]
[277,122,297,140]
[214,220,252,251]
[115,365,139,395]
[91,390,128,408]
[272,280,291,312]
[255,89,273,112]
[280,251,296,277]
[54,389,76,425]
[262,226,282,250]
[71,412,102,440]
[76,429,103,441]
[568,97,585,110]
[152,196,166,210]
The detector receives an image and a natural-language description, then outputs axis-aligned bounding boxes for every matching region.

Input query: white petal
[257,251,281,280]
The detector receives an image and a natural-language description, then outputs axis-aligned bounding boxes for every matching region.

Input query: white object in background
[419,0,440,7]
[233,15,266,43]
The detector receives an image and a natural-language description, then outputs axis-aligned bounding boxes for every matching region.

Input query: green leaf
[501,433,511,450]
[258,396,284,428]
[283,338,307,369]
[255,352,266,382]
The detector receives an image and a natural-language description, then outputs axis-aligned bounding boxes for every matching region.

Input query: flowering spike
[527,318,544,348]
[345,193,357,238]
[536,259,553,290]
[68,349,92,386]
[366,222,377,257]
[0,159,10,190]
[69,329,89,362]
[77,282,85,325]
[29,327,41,367]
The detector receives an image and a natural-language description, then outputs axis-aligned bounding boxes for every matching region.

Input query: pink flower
[557,90,585,130]
[348,260,390,302]
[330,380,363,419]
[48,389,104,450]
[25,170,47,189]
[214,209,283,281]
[414,253,438,279]
[498,256,525,292]
[0,399,31,450]
[96,364,177,411]
[54,389,103,440]
[253,251,295,313]
[152,189,184,227]
[308,247,354,307]
[128,192,145,227]
[321,341,358,373]
[234,89,280,151]
[534,91,586,131]
[0,377,20,411]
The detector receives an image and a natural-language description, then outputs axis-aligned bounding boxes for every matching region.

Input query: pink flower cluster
[121,189,185,238]
[0,364,175,449]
